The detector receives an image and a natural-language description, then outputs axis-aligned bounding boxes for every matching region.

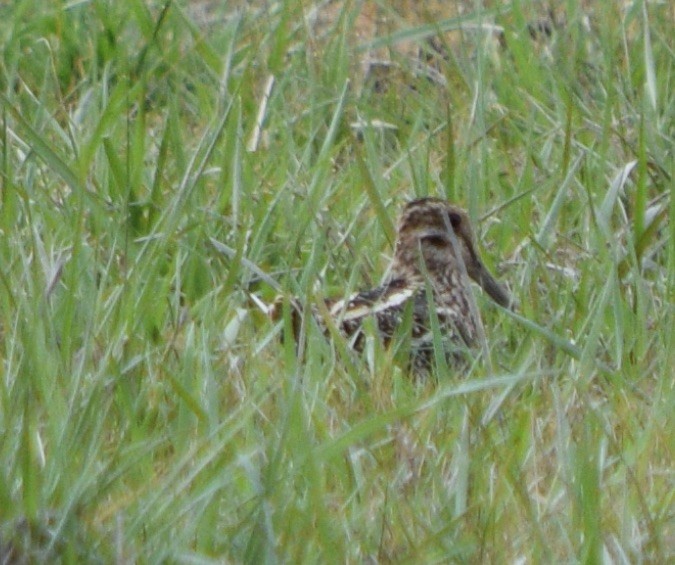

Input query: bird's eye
[448,211,462,229]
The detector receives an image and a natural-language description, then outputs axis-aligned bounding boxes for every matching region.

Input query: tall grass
[1,0,673,562]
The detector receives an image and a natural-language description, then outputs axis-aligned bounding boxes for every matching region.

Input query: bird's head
[390,198,511,308]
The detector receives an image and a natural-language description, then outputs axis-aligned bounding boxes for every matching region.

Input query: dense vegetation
[1,0,672,561]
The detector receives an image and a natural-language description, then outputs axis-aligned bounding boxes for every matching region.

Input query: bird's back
[327,277,476,372]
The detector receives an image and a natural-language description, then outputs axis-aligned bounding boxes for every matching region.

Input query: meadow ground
[0,0,673,562]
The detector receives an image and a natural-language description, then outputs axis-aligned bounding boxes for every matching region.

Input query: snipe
[271,198,511,374]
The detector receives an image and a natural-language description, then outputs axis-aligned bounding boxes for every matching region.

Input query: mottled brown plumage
[272,198,510,374]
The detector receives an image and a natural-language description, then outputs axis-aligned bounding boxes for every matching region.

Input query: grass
[0,0,673,562]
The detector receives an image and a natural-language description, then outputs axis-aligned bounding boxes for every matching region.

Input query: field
[1,0,673,562]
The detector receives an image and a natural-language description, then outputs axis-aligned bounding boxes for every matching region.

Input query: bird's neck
[388,250,465,290]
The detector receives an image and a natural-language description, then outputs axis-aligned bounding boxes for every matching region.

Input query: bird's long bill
[473,262,511,308]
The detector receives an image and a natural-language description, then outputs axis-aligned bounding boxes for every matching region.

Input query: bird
[270,197,511,375]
